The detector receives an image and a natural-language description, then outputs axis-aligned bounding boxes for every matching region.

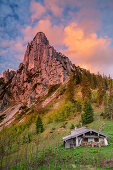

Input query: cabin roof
[63,127,110,141]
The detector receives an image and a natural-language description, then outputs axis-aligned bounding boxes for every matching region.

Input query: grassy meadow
[0,80,113,170]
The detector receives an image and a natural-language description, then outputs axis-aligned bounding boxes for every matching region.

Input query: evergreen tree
[36,115,44,134]
[81,101,94,124]
[97,74,106,105]
[104,93,108,114]
[76,100,82,113]
[91,74,97,89]
[81,72,92,101]
[108,89,113,119]
[103,76,108,90]
[75,67,82,84]
[66,73,75,103]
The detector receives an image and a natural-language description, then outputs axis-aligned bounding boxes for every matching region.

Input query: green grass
[1,114,113,169]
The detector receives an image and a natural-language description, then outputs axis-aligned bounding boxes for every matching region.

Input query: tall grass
[45,101,76,124]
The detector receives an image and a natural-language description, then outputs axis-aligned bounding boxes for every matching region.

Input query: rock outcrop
[0,32,75,108]
[3,69,15,83]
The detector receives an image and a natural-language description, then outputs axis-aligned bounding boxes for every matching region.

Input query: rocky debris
[0,32,75,107]
[0,103,21,130]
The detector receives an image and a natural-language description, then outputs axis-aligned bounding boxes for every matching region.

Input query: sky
[0,0,113,77]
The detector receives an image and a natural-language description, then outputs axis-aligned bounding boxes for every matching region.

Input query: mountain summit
[0,32,75,109]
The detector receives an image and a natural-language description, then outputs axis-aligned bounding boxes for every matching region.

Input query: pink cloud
[44,0,63,17]
[11,41,25,53]
[30,0,46,22]
[0,39,25,60]
[21,19,64,46]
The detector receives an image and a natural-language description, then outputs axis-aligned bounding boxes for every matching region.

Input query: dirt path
[0,104,21,130]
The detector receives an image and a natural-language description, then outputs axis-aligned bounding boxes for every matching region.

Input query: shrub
[36,115,44,134]
[76,100,82,113]
[46,102,76,123]
[60,122,67,128]
[30,105,34,113]
[70,124,75,130]
[19,105,27,110]
[59,85,66,95]
[47,84,60,97]
[0,114,6,123]
[22,132,31,144]
[65,74,75,103]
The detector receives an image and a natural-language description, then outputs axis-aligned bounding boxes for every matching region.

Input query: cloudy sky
[0,0,113,76]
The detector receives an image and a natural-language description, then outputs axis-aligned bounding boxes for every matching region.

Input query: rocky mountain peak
[33,32,49,45]
[0,32,75,108]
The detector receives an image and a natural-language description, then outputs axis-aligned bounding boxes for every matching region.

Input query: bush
[70,124,75,130]
[22,132,31,144]
[30,105,34,113]
[60,122,67,128]
[46,102,76,123]
[36,115,44,134]
[59,85,66,95]
[0,114,6,123]
[76,100,82,113]
[19,105,27,110]
[47,84,61,96]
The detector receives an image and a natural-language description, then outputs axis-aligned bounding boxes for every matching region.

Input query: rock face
[3,69,15,83]
[0,32,75,107]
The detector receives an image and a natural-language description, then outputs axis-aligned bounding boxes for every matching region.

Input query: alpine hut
[63,127,110,148]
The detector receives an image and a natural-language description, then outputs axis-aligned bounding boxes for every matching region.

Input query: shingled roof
[63,127,110,141]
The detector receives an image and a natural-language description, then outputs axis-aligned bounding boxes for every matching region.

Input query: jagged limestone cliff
[0,32,75,109]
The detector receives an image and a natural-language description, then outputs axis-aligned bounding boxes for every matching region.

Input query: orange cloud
[62,22,113,75]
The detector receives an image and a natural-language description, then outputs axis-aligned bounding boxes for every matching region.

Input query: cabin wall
[65,138,75,148]
[65,141,70,148]
[104,138,108,146]
[99,137,104,142]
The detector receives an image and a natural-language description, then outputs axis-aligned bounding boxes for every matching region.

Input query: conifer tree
[81,101,94,124]
[107,94,113,119]
[91,74,97,89]
[104,93,108,114]
[66,73,75,103]
[81,72,92,101]
[36,115,44,134]
[97,74,106,105]
[107,81,113,119]
[75,67,82,84]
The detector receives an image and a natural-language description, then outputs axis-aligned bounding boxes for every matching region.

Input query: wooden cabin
[63,127,110,148]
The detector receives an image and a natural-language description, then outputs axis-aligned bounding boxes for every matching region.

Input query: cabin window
[83,138,88,142]
[94,138,99,142]
[88,138,94,142]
